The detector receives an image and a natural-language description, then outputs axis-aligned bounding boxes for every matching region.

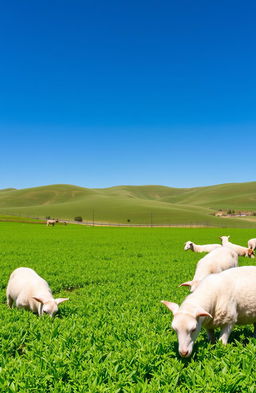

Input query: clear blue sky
[0,1,255,189]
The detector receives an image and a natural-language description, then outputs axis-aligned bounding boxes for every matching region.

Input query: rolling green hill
[0,182,256,227]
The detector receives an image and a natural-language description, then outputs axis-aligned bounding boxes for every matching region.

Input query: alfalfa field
[0,222,256,392]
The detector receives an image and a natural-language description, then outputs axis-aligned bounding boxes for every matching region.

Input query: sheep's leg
[7,295,13,308]
[207,328,215,343]
[253,323,256,337]
[219,324,233,345]
[38,303,43,316]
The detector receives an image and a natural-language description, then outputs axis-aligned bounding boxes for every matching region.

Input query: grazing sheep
[162,266,256,357]
[6,267,69,316]
[180,246,238,292]
[184,241,221,253]
[248,238,256,251]
[46,219,59,226]
[220,236,254,257]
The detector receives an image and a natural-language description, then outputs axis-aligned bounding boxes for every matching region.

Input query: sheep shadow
[227,326,254,346]
[200,327,255,349]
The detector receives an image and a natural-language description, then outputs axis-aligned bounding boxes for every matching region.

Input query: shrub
[74,216,83,222]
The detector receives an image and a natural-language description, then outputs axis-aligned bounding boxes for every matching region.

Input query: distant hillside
[0,182,256,227]
[0,188,16,192]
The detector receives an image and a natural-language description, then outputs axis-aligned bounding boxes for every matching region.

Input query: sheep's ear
[179,281,193,287]
[161,301,179,315]
[33,296,47,304]
[196,306,212,319]
[55,298,69,305]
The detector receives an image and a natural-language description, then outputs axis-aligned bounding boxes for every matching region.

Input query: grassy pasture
[0,223,256,392]
[0,215,45,224]
[0,183,256,227]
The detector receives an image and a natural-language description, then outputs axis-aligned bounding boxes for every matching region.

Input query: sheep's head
[161,301,212,357]
[219,235,230,245]
[33,297,69,317]
[247,248,255,258]
[184,241,193,251]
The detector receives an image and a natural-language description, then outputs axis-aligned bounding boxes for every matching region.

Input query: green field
[0,182,256,227]
[0,215,45,223]
[1,222,256,392]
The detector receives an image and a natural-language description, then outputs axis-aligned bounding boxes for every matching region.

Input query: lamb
[46,219,58,226]
[6,267,69,316]
[184,241,221,253]
[180,246,238,292]
[248,238,256,251]
[161,266,256,357]
[220,235,254,257]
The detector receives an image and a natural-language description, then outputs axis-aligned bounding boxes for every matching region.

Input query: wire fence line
[70,221,214,228]
[0,213,220,228]
[0,211,250,228]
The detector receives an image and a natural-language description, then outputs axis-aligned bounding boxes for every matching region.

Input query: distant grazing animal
[180,246,238,292]
[248,238,256,251]
[162,266,256,357]
[220,236,254,258]
[46,219,58,226]
[6,267,69,316]
[184,241,221,253]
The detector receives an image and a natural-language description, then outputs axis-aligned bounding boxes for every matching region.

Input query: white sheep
[220,235,254,257]
[184,241,221,253]
[248,238,256,250]
[162,266,256,357]
[180,246,238,292]
[6,267,69,316]
[46,219,58,226]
